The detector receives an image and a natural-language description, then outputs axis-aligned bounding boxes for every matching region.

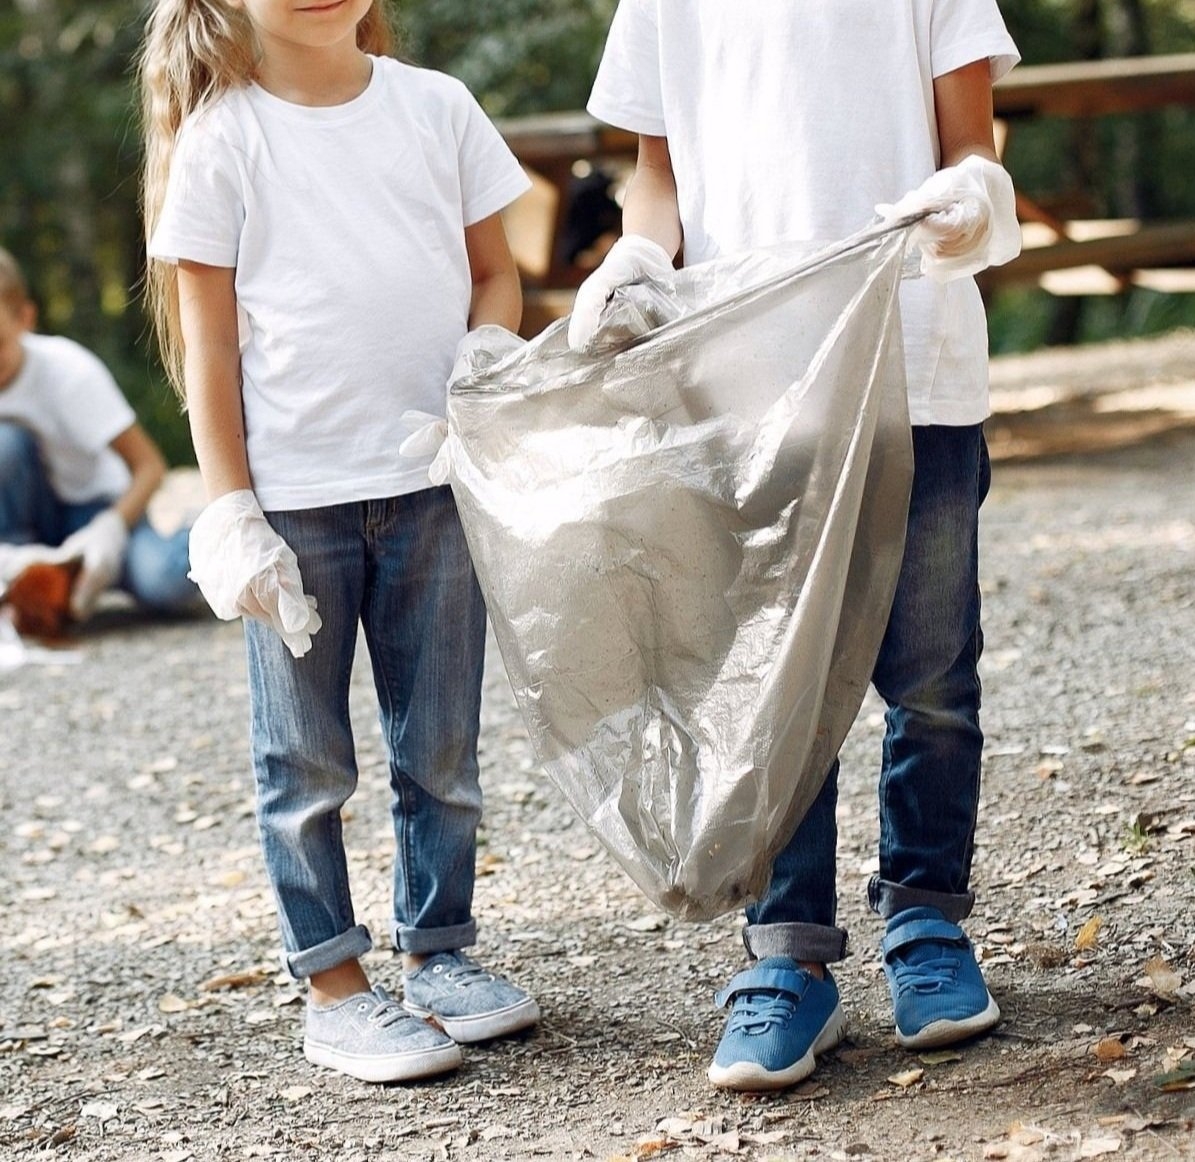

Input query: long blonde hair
[139,0,396,399]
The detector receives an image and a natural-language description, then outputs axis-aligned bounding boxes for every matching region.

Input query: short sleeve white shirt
[149,57,530,510]
[587,0,1020,424]
[0,333,134,504]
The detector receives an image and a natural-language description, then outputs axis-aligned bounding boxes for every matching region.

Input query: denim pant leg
[0,422,63,544]
[244,503,373,980]
[122,521,202,613]
[743,424,989,962]
[743,758,848,963]
[358,487,485,956]
[867,424,990,923]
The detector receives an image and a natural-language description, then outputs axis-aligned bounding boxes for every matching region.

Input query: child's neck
[255,41,372,108]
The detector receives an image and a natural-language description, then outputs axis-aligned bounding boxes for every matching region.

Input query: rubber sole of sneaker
[403,996,540,1043]
[707,1002,847,1092]
[303,1036,462,1083]
[895,992,1001,1050]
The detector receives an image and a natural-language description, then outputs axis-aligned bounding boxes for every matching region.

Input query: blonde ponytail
[139,0,397,400]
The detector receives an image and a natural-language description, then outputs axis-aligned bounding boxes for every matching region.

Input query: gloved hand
[186,490,322,658]
[876,154,1020,282]
[448,324,525,387]
[567,234,675,352]
[56,508,129,620]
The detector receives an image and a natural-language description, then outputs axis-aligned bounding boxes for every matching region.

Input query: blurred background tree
[1,0,1193,464]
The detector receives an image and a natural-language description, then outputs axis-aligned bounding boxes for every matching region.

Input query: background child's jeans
[245,488,486,980]
[744,424,991,964]
[0,420,197,612]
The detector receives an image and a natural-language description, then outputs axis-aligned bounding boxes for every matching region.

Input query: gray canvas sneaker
[402,951,540,1043]
[304,985,462,1083]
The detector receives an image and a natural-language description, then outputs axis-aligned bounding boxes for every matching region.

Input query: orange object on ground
[1,559,81,639]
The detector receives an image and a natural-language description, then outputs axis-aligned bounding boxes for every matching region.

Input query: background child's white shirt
[0,333,134,504]
[148,57,530,511]
[587,0,1020,425]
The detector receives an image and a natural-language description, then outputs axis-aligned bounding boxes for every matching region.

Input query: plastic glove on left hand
[448,324,525,388]
[567,234,675,352]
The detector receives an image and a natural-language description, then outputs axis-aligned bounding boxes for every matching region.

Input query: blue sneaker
[708,957,846,1091]
[882,907,1001,1049]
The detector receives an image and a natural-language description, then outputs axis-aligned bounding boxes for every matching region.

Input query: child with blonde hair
[139,0,537,1083]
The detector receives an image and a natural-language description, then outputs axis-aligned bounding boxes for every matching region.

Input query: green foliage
[397,0,618,115]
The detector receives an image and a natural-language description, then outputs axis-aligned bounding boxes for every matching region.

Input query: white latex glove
[57,508,129,620]
[566,234,675,352]
[398,412,451,486]
[187,490,322,658]
[876,154,1020,282]
[448,324,525,387]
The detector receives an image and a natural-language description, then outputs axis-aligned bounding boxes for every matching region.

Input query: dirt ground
[2,332,1194,1162]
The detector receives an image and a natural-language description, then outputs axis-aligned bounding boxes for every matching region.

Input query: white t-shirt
[587,0,1020,425]
[149,56,530,510]
[0,333,134,504]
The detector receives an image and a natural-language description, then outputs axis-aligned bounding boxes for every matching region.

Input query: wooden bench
[497,52,1195,327]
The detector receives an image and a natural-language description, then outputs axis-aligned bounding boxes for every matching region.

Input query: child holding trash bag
[572,0,1021,1091]
[0,246,200,632]
[139,0,537,1083]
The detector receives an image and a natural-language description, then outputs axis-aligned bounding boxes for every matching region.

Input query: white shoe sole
[895,993,1001,1050]
[404,996,540,1043]
[303,1037,462,1083]
[707,1002,847,1092]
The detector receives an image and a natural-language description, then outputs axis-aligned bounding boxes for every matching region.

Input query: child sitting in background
[0,245,199,631]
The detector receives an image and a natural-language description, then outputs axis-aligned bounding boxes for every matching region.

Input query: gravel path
[2,336,1194,1161]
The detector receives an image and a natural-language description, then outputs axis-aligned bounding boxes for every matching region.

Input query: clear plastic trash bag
[445,220,916,920]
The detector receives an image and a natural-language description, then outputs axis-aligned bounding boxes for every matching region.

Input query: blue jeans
[744,424,991,964]
[0,421,198,612]
[244,488,487,980]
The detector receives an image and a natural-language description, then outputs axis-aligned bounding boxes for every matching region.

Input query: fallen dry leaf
[1102,1068,1137,1085]
[198,968,270,993]
[1078,1136,1122,1157]
[1074,916,1103,951]
[632,1135,677,1158]
[918,1049,963,1066]
[1141,956,1182,998]
[1154,1059,1195,1092]
[1094,1037,1128,1063]
[156,994,190,1014]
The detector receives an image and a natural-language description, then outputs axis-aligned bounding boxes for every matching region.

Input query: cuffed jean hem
[867,876,975,923]
[743,921,849,964]
[282,924,373,980]
[391,918,477,956]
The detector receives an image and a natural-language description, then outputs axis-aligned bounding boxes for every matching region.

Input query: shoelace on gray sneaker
[361,993,414,1028]
[440,958,495,988]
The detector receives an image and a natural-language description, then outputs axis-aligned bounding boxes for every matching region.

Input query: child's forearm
[468,267,522,333]
[187,365,253,502]
[108,423,167,527]
[622,135,683,259]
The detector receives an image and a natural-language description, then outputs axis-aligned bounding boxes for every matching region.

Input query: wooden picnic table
[497,52,1195,325]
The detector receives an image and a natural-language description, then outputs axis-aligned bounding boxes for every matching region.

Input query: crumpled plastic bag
[444,220,917,919]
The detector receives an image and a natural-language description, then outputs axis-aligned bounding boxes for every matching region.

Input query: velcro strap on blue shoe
[714,963,810,1009]
[882,918,969,962]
